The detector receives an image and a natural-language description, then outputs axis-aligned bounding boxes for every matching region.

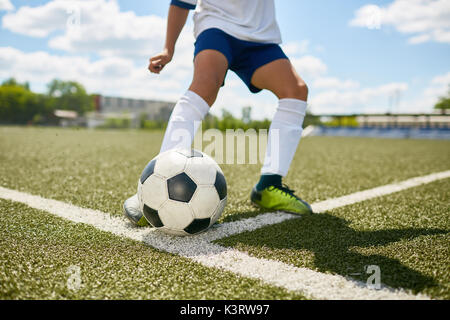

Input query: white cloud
[406,72,450,111]
[290,55,327,80]
[350,0,450,44]
[309,82,409,114]
[350,5,383,30]
[309,72,450,114]
[0,46,189,101]
[2,0,69,37]
[430,71,450,87]
[0,0,14,11]
[0,0,196,100]
[281,40,310,56]
[2,0,195,63]
[313,77,360,90]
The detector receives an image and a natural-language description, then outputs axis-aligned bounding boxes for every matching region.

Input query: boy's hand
[149,49,173,74]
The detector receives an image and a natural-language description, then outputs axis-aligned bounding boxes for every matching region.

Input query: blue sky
[0,0,449,118]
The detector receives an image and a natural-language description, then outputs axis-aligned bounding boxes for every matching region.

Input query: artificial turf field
[0,126,449,300]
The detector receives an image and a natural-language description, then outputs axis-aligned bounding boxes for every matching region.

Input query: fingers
[149,63,164,74]
[149,55,170,74]
[150,54,163,64]
[148,59,161,73]
[149,61,166,74]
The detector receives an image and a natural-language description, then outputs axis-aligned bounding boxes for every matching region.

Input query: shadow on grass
[217,212,448,294]
[221,208,270,223]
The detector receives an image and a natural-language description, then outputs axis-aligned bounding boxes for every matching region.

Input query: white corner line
[311,170,450,214]
[203,170,450,242]
[1,169,449,300]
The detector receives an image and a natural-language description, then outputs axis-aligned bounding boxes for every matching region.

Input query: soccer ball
[137,149,227,236]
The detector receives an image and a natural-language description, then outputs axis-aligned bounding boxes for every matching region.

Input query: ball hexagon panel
[140,174,168,210]
[214,171,227,201]
[184,218,211,235]
[184,157,218,185]
[143,204,164,228]
[167,172,197,203]
[211,197,227,225]
[140,158,157,184]
[158,200,194,230]
[189,185,220,219]
[154,150,187,178]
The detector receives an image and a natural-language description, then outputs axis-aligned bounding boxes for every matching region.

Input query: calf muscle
[251,59,308,101]
[189,50,229,106]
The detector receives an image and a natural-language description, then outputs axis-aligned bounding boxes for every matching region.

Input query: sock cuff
[278,98,308,116]
[273,99,307,125]
[184,90,210,118]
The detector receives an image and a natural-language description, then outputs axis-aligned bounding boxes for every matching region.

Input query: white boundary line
[203,170,450,242]
[1,170,449,300]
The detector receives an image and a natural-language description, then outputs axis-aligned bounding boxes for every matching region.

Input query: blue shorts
[194,28,288,94]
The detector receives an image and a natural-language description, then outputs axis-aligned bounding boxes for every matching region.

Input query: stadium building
[87,95,176,128]
[310,111,450,140]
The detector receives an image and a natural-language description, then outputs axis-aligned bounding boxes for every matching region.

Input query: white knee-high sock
[160,90,210,153]
[261,98,308,177]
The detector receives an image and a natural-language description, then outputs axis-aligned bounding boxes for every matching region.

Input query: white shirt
[173,0,282,44]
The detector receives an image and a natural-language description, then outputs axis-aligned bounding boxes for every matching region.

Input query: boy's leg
[251,58,308,101]
[252,58,308,177]
[160,50,228,153]
[249,58,312,214]
[190,49,229,106]
[124,50,228,226]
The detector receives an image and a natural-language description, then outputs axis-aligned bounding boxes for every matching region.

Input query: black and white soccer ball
[137,149,227,236]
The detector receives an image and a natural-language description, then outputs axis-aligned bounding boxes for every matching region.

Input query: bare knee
[190,50,228,106]
[277,81,309,101]
[189,74,223,106]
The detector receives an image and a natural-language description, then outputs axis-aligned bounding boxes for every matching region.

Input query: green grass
[0,199,306,300]
[0,126,449,299]
[216,179,450,299]
[1,127,449,222]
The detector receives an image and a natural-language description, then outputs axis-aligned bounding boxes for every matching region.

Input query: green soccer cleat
[250,184,313,215]
[123,194,149,227]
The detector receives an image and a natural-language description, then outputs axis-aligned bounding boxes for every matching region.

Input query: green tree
[0,83,41,124]
[434,87,450,111]
[2,78,30,90]
[47,79,94,115]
